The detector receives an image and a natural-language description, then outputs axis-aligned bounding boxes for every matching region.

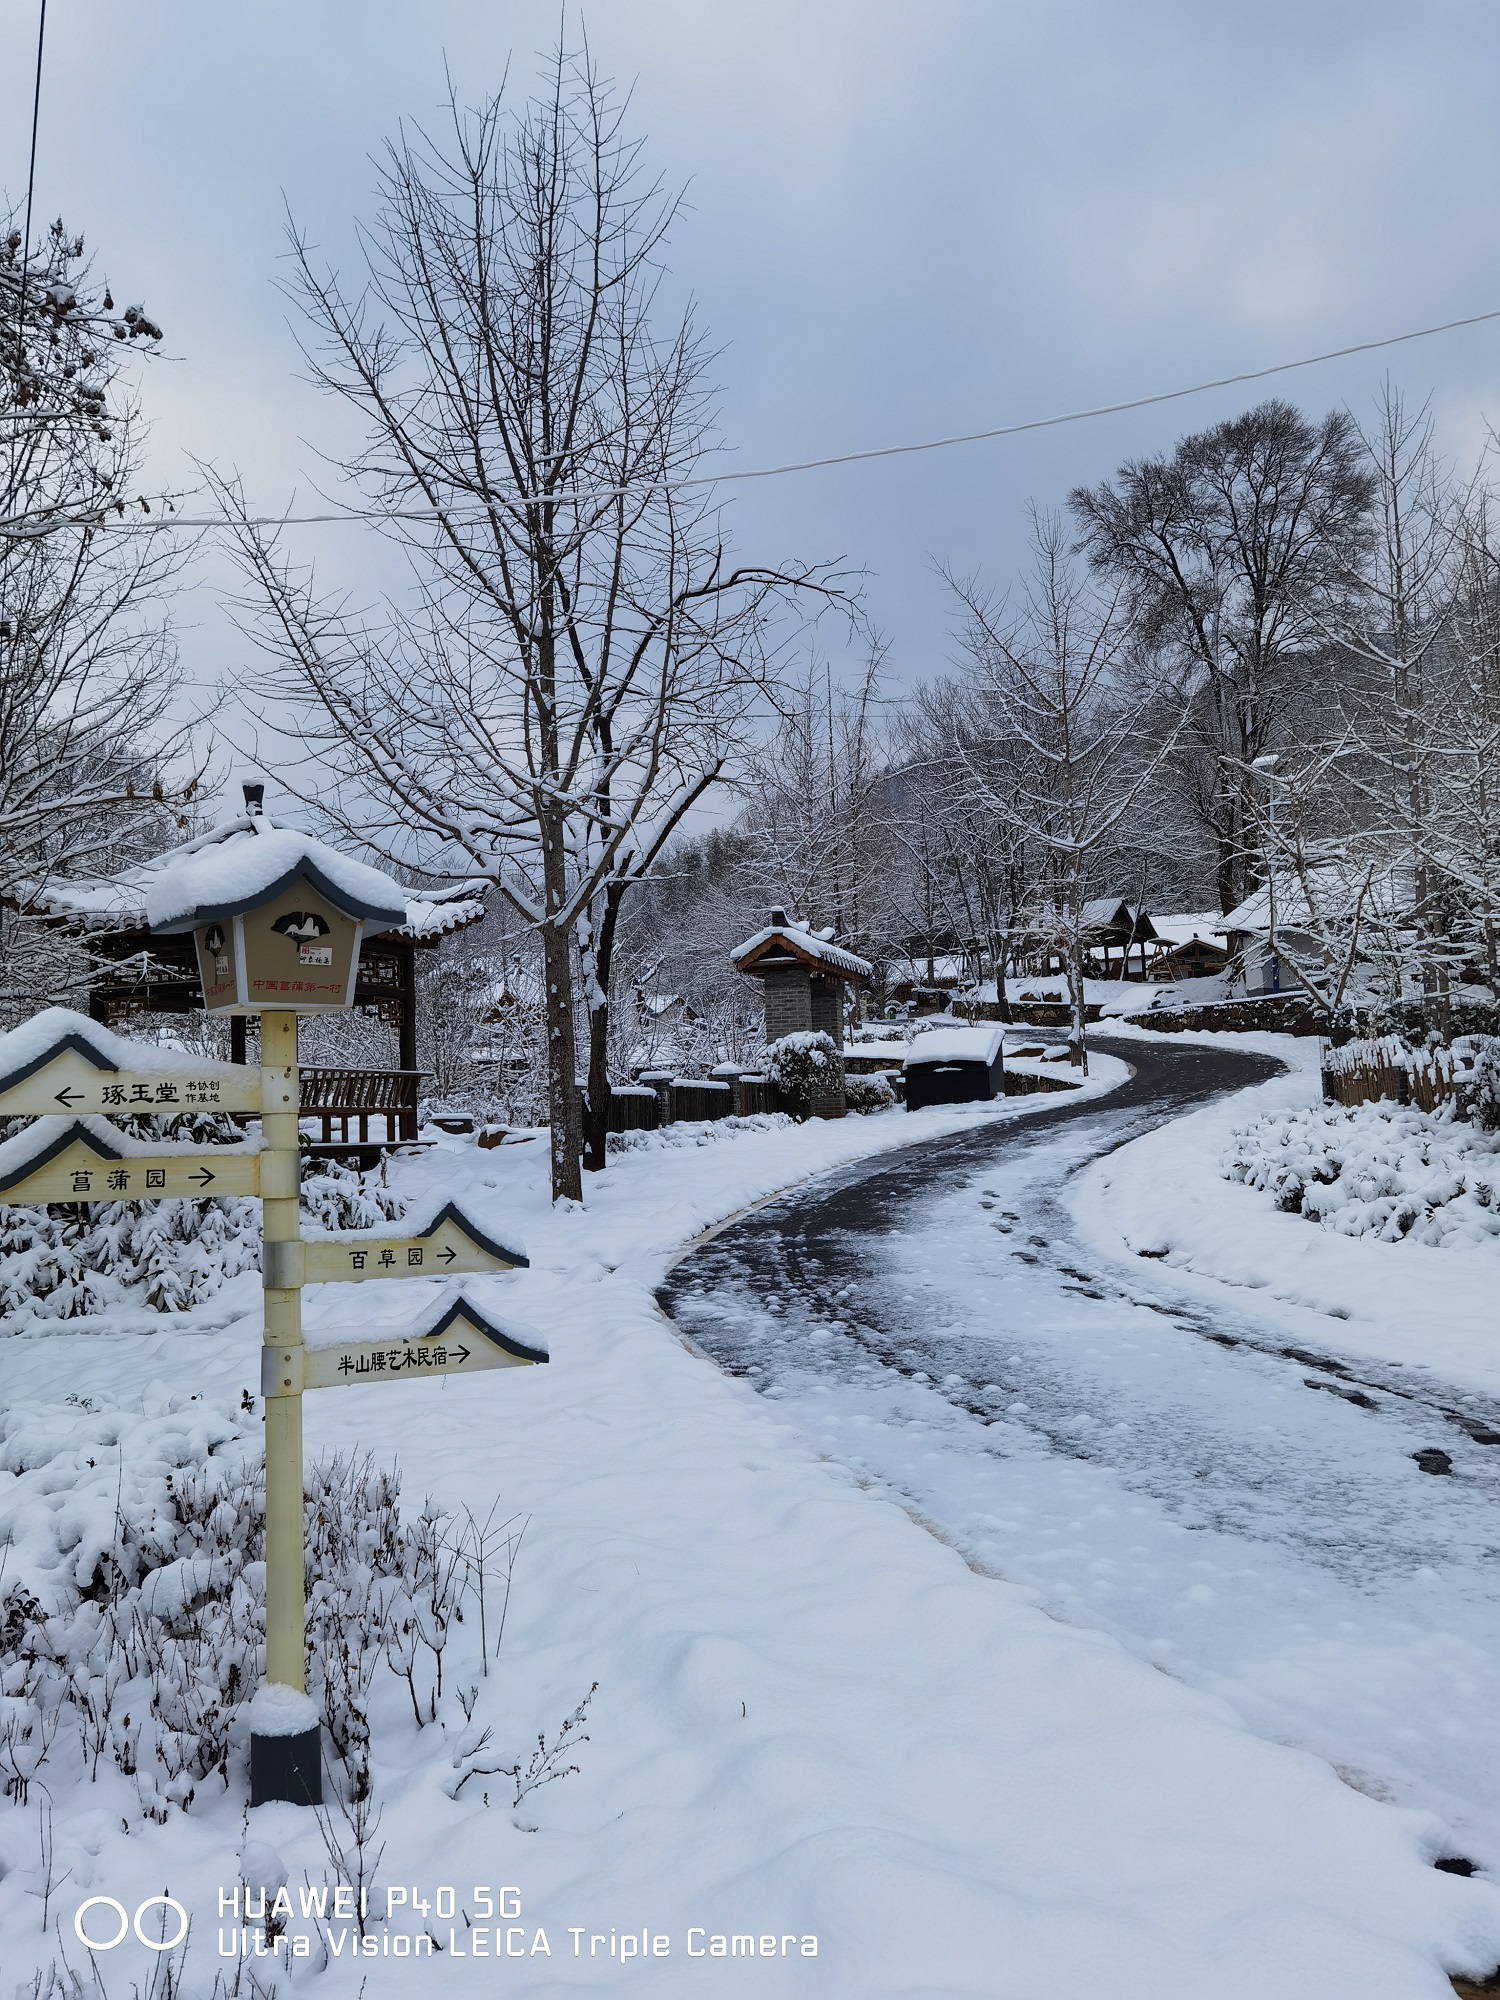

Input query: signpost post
[0,823,544,1811]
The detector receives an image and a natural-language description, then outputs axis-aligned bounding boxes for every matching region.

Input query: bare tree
[947,512,1174,1069]
[737,653,891,970]
[1327,385,1471,1014]
[1434,496,1500,996]
[0,214,192,1010]
[216,46,842,1198]
[892,677,1040,1015]
[1072,400,1374,915]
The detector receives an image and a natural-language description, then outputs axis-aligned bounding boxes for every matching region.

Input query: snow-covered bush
[1222,1099,1500,1248]
[0,1126,402,1323]
[843,1072,895,1114]
[766,1031,839,1119]
[1468,1037,1500,1132]
[0,1394,494,1822]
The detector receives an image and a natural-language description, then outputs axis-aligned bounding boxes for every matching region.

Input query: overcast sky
[5,1,1500,797]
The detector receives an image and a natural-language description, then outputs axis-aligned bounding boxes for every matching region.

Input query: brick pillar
[762,968,812,1043]
[808,977,847,1117]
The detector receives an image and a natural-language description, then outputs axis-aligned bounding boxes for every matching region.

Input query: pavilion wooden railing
[296,1068,426,1144]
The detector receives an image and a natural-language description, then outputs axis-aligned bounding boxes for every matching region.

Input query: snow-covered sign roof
[0,1007,252,1092]
[904,1025,1005,1068]
[145,822,408,932]
[15,812,479,942]
[733,913,872,983]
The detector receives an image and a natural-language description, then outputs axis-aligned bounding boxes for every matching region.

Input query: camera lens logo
[74,1896,189,1951]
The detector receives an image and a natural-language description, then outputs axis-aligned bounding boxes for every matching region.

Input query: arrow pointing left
[53,1086,84,1108]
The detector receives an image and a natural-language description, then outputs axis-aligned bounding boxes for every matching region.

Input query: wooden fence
[1320,1037,1462,1113]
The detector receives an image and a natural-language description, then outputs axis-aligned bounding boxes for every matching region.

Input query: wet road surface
[658,1036,1500,1861]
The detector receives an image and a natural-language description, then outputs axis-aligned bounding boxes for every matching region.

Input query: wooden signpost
[0,1123,266,1202]
[0,832,543,1811]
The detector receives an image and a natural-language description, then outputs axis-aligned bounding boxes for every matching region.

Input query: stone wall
[1132,995,1319,1037]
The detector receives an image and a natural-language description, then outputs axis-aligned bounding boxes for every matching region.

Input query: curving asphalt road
[658,1034,1500,1863]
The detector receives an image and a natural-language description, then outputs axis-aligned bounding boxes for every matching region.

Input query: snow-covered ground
[4,1046,1499,1997]
[1075,1029,1500,1395]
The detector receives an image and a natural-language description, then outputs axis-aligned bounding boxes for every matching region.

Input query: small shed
[732,909,872,1118]
[1148,933,1229,981]
[904,1025,1005,1110]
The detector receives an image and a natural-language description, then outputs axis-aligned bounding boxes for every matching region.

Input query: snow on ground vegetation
[3,1050,1498,1997]
[1224,1098,1500,1248]
[1076,1025,1500,1394]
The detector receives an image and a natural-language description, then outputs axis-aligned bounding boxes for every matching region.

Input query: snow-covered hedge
[0,1116,402,1321]
[765,1031,839,1118]
[1221,1100,1500,1249]
[1471,1039,1500,1131]
[607,1111,792,1155]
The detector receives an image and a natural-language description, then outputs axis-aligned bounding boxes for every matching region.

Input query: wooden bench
[298,1068,426,1146]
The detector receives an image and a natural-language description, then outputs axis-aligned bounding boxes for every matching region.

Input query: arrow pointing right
[440,1245,457,1264]
[189,1168,216,1187]
[454,1343,471,1362]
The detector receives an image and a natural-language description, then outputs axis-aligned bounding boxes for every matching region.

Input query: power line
[13,299,1500,537]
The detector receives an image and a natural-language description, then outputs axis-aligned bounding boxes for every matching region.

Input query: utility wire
[12,0,48,383]
[12,299,1500,537]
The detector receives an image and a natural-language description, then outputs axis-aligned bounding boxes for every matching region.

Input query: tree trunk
[1065,933,1089,1072]
[991,928,1013,1023]
[582,884,624,1173]
[539,811,583,1202]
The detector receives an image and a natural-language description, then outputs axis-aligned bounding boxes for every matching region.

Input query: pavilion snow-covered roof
[733,914,872,983]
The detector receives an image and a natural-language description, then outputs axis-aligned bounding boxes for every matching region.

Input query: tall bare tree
[948,512,1174,1069]
[1072,400,1373,915]
[217,47,841,1198]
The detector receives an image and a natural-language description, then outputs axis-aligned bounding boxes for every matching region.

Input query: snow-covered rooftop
[733,915,873,981]
[904,1025,1005,1068]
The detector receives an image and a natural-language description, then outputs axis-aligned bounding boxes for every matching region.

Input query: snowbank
[1075,1030,1500,1396]
[4,1054,1499,1997]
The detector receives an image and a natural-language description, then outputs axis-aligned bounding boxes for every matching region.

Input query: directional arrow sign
[0,1033,266,1119]
[263,1202,528,1288]
[273,1295,549,1394]
[0,1122,261,1203]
